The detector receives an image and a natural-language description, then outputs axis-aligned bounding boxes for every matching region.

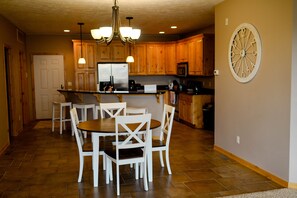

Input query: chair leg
[116,164,120,196]
[78,155,84,182]
[105,159,110,184]
[159,150,164,167]
[143,159,148,191]
[59,105,63,134]
[140,162,144,179]
[83,108,88,138]
[62,106,66,130]
[102,154,106,171]
[165,149,172,174]
[135,162,139,179]
[109,161,113,181]
[52,105,55,132]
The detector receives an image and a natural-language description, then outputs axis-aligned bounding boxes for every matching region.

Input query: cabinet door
[75,71,97,91]
[97,44,112,62]
[176,41,188,63]
[179,94,193,123]
[146,43,165,75]
[165,43,177,75]
[73,42,85,70]
[112,43,127,62]
[129,44,147,75]
[202,35,215,76]
[188,37,203,75]
[85,43,97,70]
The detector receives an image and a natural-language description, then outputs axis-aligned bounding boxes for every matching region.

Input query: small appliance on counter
[129,80,136,91]
[187,81,203,94]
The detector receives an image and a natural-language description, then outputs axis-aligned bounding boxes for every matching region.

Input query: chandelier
[91,0,141,45]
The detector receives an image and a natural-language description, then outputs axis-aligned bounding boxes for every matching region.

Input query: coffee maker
[129,80,136,91]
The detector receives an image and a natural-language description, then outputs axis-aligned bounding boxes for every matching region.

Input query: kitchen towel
[170,91,176,104]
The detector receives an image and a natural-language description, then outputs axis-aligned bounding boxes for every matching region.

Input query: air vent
[16,29,25,44]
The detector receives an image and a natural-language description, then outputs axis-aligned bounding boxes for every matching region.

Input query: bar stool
[73,103,96,138]
[52,102,72,134]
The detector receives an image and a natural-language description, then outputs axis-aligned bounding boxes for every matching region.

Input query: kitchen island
[58,89,166,136]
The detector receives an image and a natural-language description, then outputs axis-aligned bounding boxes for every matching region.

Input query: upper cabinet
[176,34,214,76]
[165,42,177,75]
[176,41,188,63]
[73,40,97,90]
[129,43,147,75]
[146,43,166,75]
[73,41,97,70]
[187,34,214,76]
[73,33,214,81]
[97,41,128,62]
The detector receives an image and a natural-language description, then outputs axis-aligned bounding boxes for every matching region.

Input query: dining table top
[77,118,161,133]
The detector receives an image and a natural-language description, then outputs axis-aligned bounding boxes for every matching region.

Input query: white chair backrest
[70,108,85,153]
[100,102,127,118]
[126,107,147,115]
[115,114,151,157]
[160,104,175,145]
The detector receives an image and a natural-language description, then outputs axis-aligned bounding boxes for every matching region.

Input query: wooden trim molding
[213,145,294,188]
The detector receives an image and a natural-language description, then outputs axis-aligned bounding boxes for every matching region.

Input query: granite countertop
[57,89,166,95]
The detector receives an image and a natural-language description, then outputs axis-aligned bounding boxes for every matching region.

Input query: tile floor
[0,120,282,197]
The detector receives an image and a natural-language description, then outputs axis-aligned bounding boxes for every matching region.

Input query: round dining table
[77,118,161,187]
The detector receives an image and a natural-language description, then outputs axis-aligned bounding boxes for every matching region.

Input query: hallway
[0,120,281,197]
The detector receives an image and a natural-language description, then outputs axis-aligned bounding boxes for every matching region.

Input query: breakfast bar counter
[57,89,165,136]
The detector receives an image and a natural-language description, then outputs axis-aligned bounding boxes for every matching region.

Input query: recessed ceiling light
[171,26,177,29]
[64,30,70,32]
[159,31,165,34]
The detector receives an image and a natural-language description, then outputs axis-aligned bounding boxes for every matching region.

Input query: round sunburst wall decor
[228,23,262,83]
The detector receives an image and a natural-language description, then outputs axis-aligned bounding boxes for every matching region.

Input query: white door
[34,55,64,119]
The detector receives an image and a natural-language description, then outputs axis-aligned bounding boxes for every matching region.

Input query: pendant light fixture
[90,0,141,45]
[78,22,86,64]
[126,17,134,63]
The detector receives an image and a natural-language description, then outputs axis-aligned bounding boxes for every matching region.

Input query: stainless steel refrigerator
[97,62,129,91]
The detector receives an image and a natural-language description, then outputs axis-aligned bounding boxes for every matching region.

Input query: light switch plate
[214,70,220,76]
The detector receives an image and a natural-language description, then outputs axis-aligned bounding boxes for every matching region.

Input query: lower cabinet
[179,93,213,128]
[75,70,97,91]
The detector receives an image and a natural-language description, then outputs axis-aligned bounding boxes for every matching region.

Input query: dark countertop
[57,89,166,95]
[168,88,214,95]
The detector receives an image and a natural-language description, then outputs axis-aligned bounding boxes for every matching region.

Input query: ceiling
[0,0,223,36]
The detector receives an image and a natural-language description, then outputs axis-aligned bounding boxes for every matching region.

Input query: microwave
[177,62,188,77]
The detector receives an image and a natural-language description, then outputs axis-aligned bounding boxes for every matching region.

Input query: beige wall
[215,0,294,183]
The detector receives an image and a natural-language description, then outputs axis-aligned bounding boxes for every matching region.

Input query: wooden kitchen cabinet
[97,41,128,62]
[179,93,213,128]
[187,34,214,76]
[73,40,97,90]
[176,41,188,63]
[146,43,166,75]
[73,41,97,70]
[75,70,97,91]
[165,42,177,75]
[129,43,147,75]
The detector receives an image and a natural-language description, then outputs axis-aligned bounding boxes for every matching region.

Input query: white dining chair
[105,114,152,196]
[152,104,175,174]
[70,108,106,182]
[100,102,127,118]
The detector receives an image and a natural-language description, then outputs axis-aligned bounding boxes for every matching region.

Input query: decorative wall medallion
[228,23,262,83]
